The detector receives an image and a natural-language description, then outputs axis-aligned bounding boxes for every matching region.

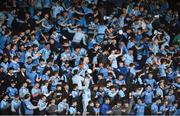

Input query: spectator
[22,94,39,115]
[0,94,10,115]
[38,95,48,115]
[11,95,21,115]
[0,0,179,115]
[100,97,112,115]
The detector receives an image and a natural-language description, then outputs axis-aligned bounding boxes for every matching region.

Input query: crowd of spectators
[0,0,179,115]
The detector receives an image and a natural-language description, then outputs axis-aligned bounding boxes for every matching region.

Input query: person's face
[124,103,129,107]
[95,102,100,107]
[151,54,154,58]
[63,98,67,102]
[63,12,68,17]
[94,18,99,23]
[40,61,45,65]
[15,97,19,101]
[64,85,69,89]
[122,87,126,91]
[46,70,51,75]
[51,99,55,104]
[94,45,99,51]
[11,83,16,87]
[57,86,61,90]
[111,88,115,92]
[148,73,153,79]
[129,50,133,55]
[55,73,59,77]
[117,102,122,107]
[127,29,132,33]
[118,75,123,80]
[12,45,17,50]
[65,63,69,67]
[47,61,52,66]
[93,86,98,91]
[20,32,25,37]
[45,82,49,86]
[99,86,104,91]
[6,44,11,49]
[21,68,26,72]
[107,82,112,87]
[45,44,50,50]
[119,62,124,67]
[169,89,174,94]
[42,96,46,101]
[7,31,11,36]
[37,11,42,15]
[120,42,125,46]
[75,48,80,52]
[137,30,142,35]
[138,99,142,104]
[112,39,116,44]
[27,58,32,63]
[49,39,55,44]
[4,57,9,62]
[24,83,28,87]
[44,14,49,19]
[167,68,171,72]
[176,78,180,83]
[35,84,40,88]
[98,75,103,79]
[65,48,70,53]
[90,102,94,106]
[174,103,178,107]
[5,95,9,100]
[9,69,14,74]
[140,7,144,12]
[77,28,82,32]
[147,86,151,91]
[84,57,89,63]
[31,35,35,40]
[164,101,168,106]
[108,75,113,80]
[99,63,104,67]
[111,50,116,54]
[105,99,110,104]
[28,47,33,52]
[20,45,25,51]
[73,102,77,106]
[160,82,164,88]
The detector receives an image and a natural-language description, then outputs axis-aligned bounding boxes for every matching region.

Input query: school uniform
[11,99,21,114]
[58,101,69,114]
[0,99,9,115]
[23,99,36,115]
[19,87,30,99]
[151,103,159,115]
[69,106,77,115]
[134,103,147,115]
[38,99,47,115]
[6,86,18,99]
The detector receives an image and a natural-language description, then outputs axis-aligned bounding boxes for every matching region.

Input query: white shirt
[82,89,91,101]
[72,75,84,90]
[108,54,119,68]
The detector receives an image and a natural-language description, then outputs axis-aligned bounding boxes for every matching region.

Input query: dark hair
[24,94,30,99]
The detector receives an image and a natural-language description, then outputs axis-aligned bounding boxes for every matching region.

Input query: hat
[62,43,70,47]
[118,30,123,35]
[87,69,92,74]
